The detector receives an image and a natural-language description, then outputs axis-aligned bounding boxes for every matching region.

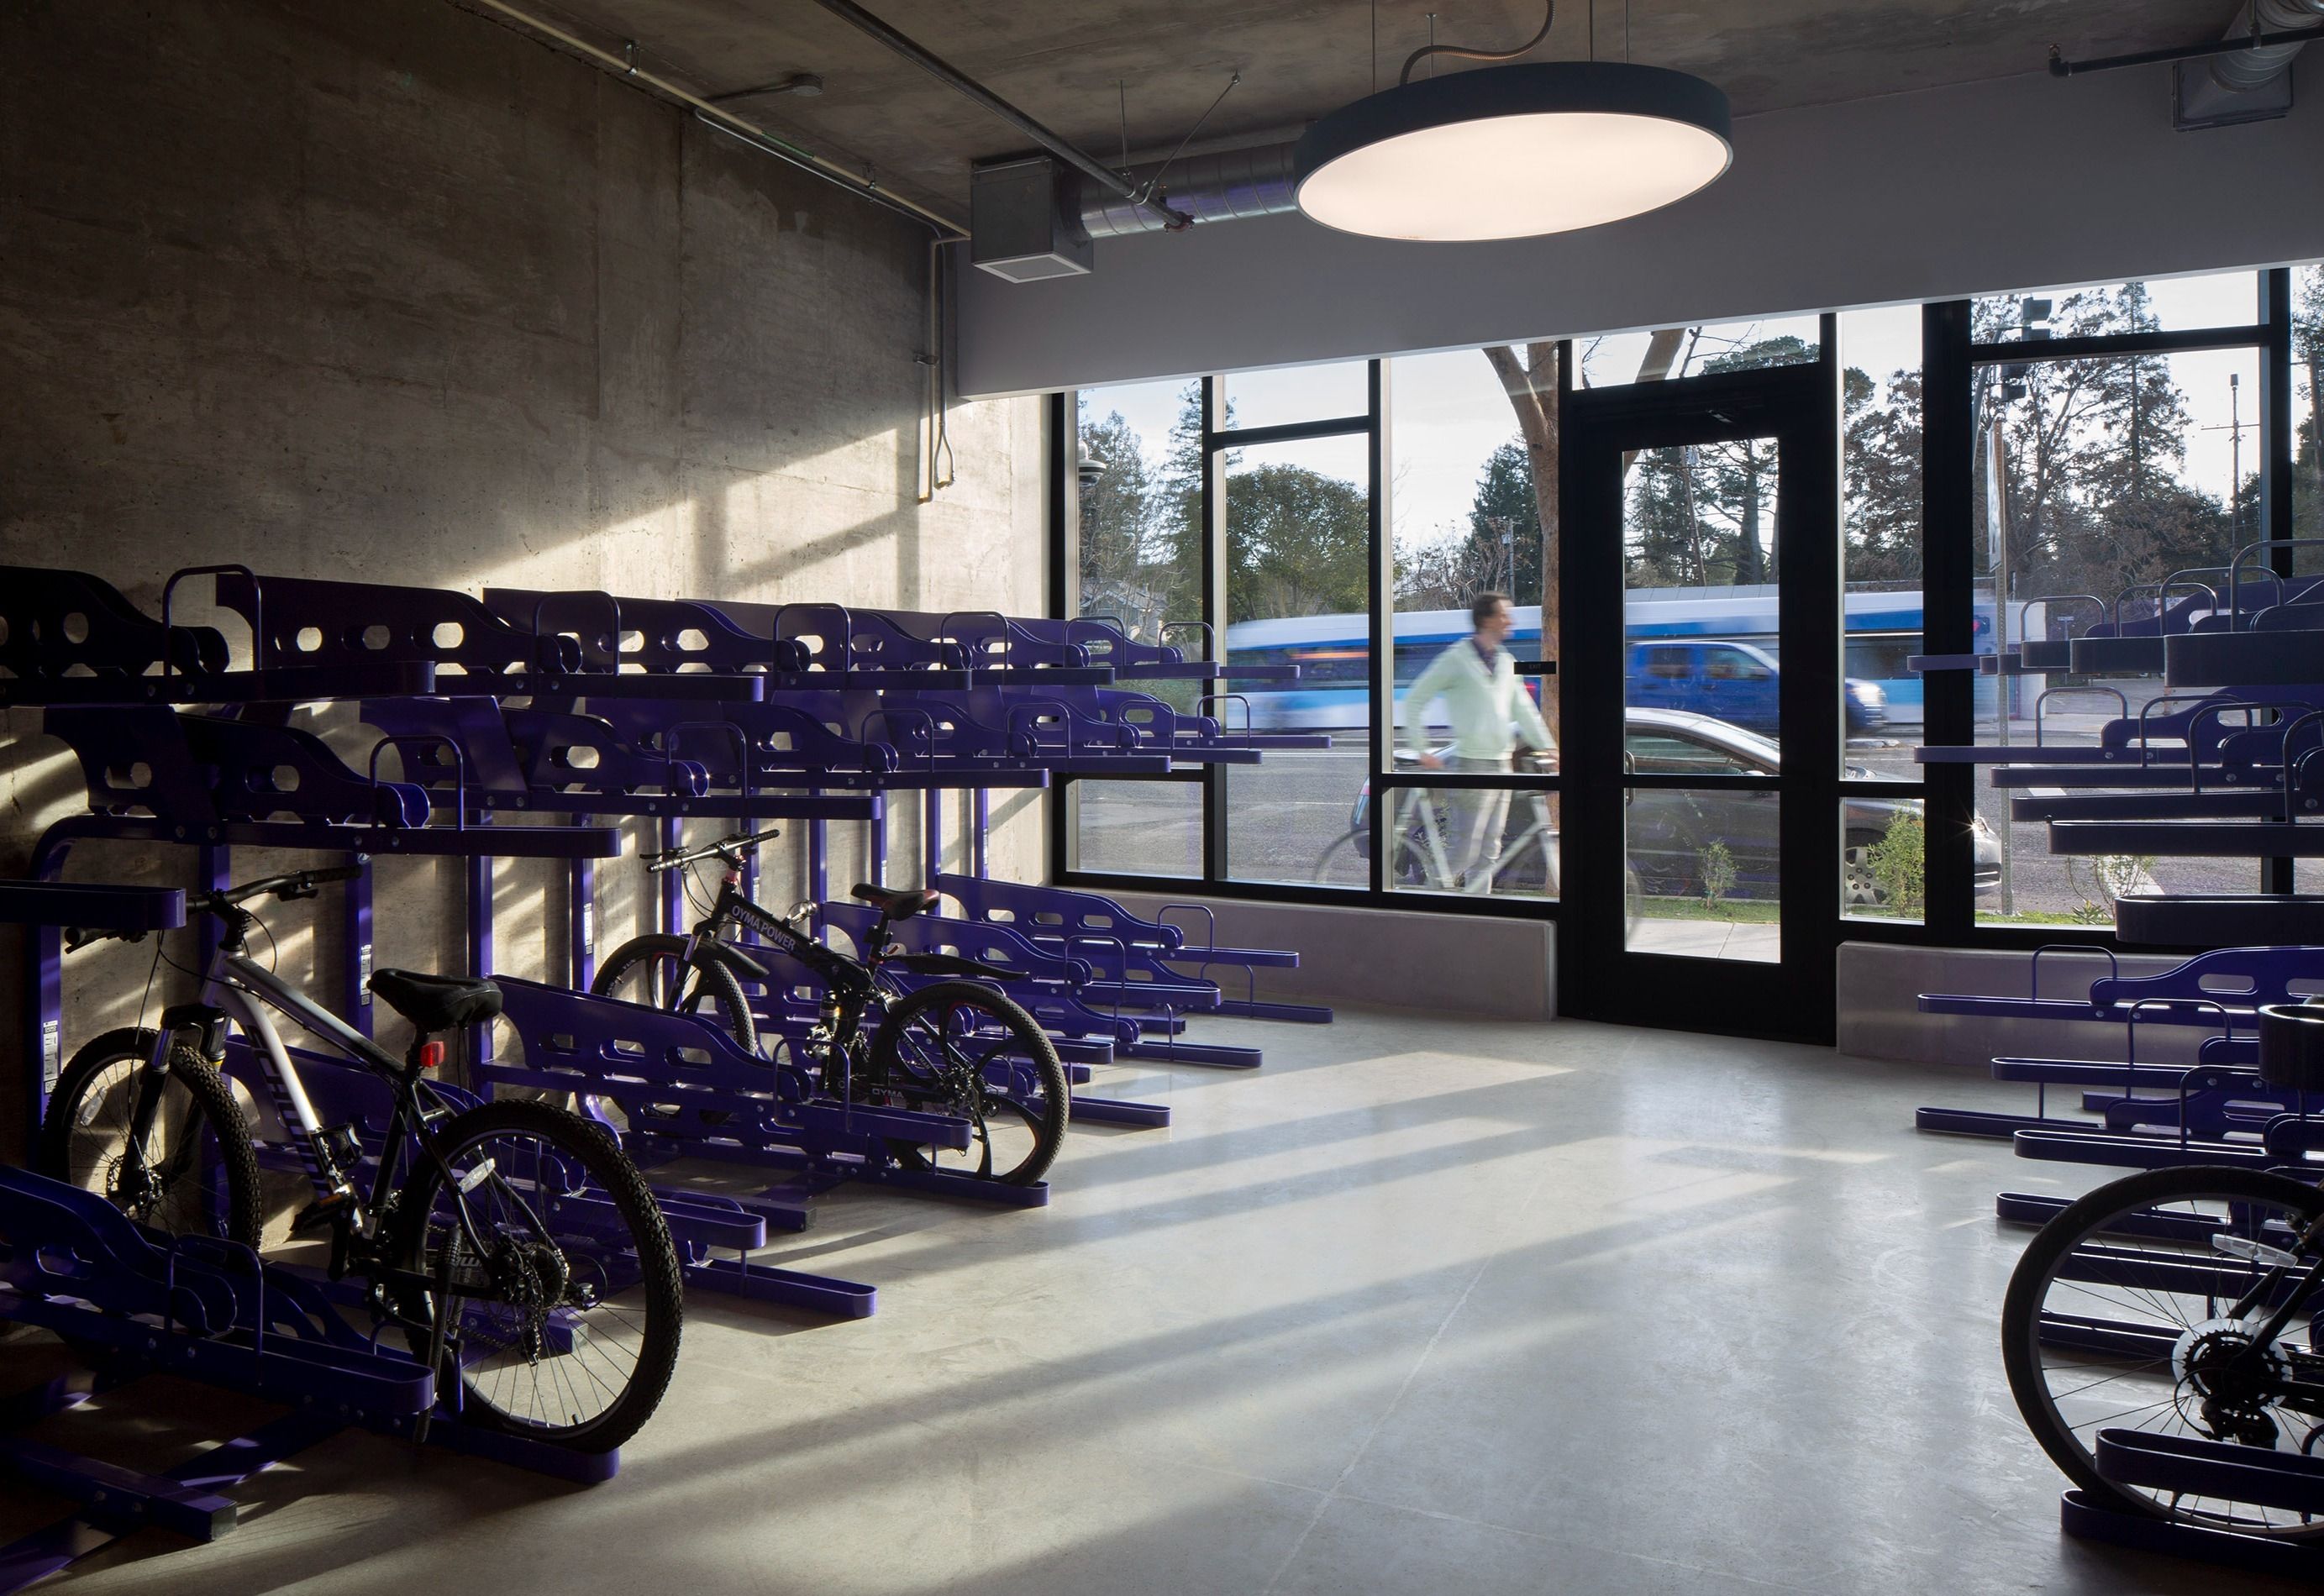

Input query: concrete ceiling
[493,0,2239,218]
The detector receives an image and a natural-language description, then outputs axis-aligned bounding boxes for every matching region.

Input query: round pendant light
[1293,61,1732,243]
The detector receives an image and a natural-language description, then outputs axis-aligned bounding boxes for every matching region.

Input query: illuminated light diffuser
[1292,62,1732,242]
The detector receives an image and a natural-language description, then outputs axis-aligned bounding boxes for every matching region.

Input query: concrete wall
[1107,891,1555,1021]
[0,0,1044,1148]
[958,57,2324,396]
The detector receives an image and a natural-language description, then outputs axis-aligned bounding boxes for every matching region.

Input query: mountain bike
[2001,1162,2324,1536]
[591,828,1070,1186]
[40,864,681,1451]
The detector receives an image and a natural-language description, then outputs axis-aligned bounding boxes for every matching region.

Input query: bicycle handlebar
[215,863,366,907]
[644,825,783,874]
[65,863,367,952]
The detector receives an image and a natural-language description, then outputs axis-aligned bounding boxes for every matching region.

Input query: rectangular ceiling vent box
[972,155,1094,282]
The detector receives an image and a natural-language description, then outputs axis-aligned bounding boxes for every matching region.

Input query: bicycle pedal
[292,1189,356,1236]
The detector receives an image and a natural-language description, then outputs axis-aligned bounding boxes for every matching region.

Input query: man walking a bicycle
[1402,591,1555,895]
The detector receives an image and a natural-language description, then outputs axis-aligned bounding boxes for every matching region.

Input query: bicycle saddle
[369,969,503,1032]
[850,883,939,921]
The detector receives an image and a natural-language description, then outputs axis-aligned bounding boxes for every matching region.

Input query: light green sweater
[1401,640,1554,761]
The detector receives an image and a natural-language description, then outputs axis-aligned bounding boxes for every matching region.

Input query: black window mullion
[1967,323,2267,365]
[2262,267,2297,896]
[1369,358,1388,897]
[1048,391,1073,888]
[1922,300,1978,941]
[1200,375,1227,885]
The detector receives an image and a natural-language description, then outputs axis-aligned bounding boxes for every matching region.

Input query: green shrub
[1698,840,1738,914]
[1867,811,1927,916]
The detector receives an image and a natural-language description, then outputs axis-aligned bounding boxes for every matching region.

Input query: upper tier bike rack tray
[211,570,765,701]
[2114,893,2324,946]
[0,880,184,931]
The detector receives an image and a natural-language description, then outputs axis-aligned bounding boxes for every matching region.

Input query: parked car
[1345,706,1999,906]
[1627,638,1888,735]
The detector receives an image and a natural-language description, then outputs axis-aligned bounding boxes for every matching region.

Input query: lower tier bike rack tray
[480,974,1047,1226]
[0,1166,608,1596]
[2058,1431,2324,1578]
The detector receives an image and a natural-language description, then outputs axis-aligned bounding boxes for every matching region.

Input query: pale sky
[1079,265,2296,564]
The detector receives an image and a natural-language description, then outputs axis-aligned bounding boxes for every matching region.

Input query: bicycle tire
[592,933,759,1055]
[2001,1163,2324,1535]
[389,1098,682,1452]
[865,981,1068,1186]
[1309,828,1368,886]
[39,1027,262,1248]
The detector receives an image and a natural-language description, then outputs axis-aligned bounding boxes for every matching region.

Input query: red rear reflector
[419,1040,444,1071]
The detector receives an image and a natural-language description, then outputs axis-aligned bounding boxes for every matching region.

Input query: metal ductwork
[1077,144,1301,239]
[2211,0,2324,88]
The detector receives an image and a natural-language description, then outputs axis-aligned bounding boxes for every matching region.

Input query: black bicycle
[2001,1162,2324,1537]
[42,866,683,1452]
[591,828,1070,1186]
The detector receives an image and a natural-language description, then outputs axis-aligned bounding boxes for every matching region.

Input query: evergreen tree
[1075,407,1158,633]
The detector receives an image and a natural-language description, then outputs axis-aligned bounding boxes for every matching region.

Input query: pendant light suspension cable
[1401,0,1555,86]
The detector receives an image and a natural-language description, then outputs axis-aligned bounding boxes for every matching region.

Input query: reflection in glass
[1075,379,1208,877]
[1624,788,1780,963]
[1070,780,1200,878]
[1969,327,2268,920]
[1580,315,1821,388]
[1974,270,2258,338]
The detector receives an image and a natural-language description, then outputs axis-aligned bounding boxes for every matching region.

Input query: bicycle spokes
[420,1127,651,1435]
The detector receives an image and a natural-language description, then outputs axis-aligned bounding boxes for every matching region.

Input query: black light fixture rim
[1292,60,1734,194]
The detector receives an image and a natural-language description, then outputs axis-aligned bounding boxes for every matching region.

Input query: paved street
[1073,696,2277,928]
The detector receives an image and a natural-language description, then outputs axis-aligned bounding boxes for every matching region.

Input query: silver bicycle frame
[182,942,406,1200]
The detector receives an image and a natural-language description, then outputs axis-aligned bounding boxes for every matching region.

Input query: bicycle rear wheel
[391,1099,682,1452]
[864,981,1068,1186]
[39,1027,262,1247]
[2001,1163,2324,1536]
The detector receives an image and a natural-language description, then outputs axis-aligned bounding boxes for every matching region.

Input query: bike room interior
[4,1,2324,1592]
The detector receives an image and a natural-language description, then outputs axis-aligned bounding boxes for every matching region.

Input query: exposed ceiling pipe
[459,0,966,238]
[1078,144,1300,238]
[2211,0,2324,89]
[804,0,1193,232]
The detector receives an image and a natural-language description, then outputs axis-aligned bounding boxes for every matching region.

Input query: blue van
[1625,639,1887,735]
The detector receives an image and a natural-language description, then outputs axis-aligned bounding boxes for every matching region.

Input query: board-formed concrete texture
[0,0,1044,1147]
[0,1005,2293,1594]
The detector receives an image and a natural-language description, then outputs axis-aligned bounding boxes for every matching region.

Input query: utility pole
[1987,413,2015,917]
[2201,372,2249,543]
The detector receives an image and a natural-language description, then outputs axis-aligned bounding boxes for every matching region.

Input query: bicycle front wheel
[39,1027,261,1247]
[2001,1163,2324,1536]
[592,933,758,1054]
[391,1099,683,1452]
[865,981,1068,1186]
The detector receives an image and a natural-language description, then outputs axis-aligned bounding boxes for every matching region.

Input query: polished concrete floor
[6,1008,2308,1595]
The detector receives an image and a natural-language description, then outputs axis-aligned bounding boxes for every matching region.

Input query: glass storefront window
[1222,360,1370,431]
[1075,378,1206,874]
[1970,333,2267,923]
[1579,314,1821,389]
[1222,431,1374,886]
[1974,270,2258,340]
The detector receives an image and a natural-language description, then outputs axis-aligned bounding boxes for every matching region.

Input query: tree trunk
[1482,344,1561,747]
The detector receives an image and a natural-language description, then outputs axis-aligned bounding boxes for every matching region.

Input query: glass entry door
[1558,358,1842,1041]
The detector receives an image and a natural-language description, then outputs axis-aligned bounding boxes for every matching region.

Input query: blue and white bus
[1223,586,1953,731]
